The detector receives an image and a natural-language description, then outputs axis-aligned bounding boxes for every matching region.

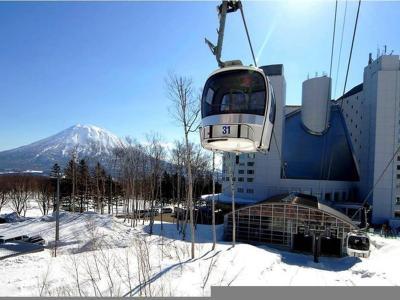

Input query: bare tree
[0,176,10,213]
[9,175,32,216]
[36,178,54,215]
[133,237,153,297]
[166,73,200,259]
[93,162,107,214]
[114,137,144,226]
[170,140,186,231]
[190,144,212,200]
[72,151,77,212]
[145,133,166,235]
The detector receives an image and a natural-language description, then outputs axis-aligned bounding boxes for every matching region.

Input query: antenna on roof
[368,53,373,64]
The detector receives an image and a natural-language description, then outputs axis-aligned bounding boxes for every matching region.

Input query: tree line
[0,140,219,219]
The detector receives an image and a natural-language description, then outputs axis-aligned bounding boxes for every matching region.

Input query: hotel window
[248,153,255,159]
[246,188,254,194]
[334,192,340,202]
[395,211,400,218]
[238,177,244,182]
[396,197,400,205]
[397,174,400,179]
[238,170,244,174]
[325,193,331,201]
[247,162,254,167]
[247,178,254,182]
[247,170,254,175]
[237,188,244,193]
[397,165,400,170]
[225,177,229,181]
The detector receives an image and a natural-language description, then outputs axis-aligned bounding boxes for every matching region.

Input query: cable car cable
[273,131,286,179]
[239,1,272,156]
[322,0,364,222]
[238,3,257,67]
[239,3,286,178]
[317,0,339,192]
[329,0,338,78]
[341,0,361,99]
[324,0,361,184]
[350,143,400,221]
[334,0,348,99]
[238,2,286,179]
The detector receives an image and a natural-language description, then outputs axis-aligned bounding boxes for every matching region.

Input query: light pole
[51,164,61,257]
[55,174,60,242]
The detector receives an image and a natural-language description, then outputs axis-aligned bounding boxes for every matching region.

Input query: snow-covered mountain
[0,124,126,174]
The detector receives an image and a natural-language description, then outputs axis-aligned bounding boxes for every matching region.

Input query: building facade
[220,54,400,226]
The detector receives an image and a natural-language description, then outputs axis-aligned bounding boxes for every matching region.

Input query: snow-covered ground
[1,203,400,297]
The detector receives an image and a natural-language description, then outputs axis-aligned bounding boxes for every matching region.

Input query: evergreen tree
[64,158,77,211]
[78,159,89,212]
[51,163,61,177]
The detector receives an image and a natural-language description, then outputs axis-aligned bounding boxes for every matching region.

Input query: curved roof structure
[225,193,357,228]
[227,193,357,228]
[260,193,356,226]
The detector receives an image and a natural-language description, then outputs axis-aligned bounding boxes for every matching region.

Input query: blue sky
[1,0,400,151]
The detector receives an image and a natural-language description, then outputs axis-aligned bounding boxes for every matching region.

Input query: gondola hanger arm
[205,1,243,68]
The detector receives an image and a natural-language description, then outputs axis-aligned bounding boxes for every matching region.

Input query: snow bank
[0,212,28,223]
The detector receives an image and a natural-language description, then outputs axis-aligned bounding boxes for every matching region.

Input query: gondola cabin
[200,65,275,153]
[346,231,371,258]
